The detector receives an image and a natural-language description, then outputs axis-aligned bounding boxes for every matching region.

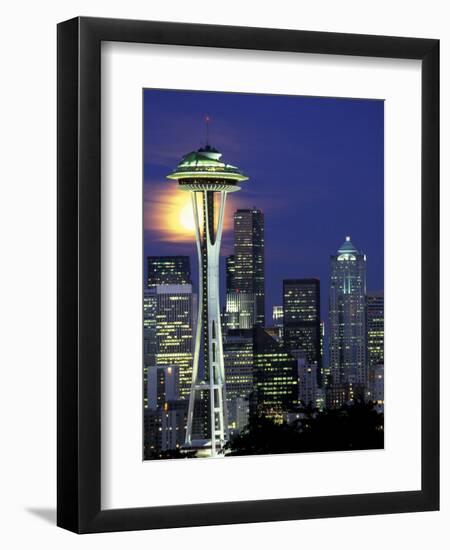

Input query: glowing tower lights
[167,129,248,457]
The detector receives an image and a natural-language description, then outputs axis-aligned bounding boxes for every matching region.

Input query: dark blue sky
[143,88,384,324]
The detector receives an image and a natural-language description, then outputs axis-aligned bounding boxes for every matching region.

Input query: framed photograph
[57,17,439,533]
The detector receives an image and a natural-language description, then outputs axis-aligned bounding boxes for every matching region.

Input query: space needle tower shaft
[167,134,248,457]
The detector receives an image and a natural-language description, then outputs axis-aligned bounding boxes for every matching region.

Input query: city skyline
[143,227,384,458]
[143,89,384,320]
[143,89,384,459]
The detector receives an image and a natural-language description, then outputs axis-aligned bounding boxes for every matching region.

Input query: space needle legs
[185,190,229,457]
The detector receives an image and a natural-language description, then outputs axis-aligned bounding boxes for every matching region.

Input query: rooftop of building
[337,236,359,255]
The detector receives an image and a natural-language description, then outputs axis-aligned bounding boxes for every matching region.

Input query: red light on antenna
[204,116,211,146]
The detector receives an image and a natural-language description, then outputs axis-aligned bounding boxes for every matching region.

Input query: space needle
[167,125,248,457]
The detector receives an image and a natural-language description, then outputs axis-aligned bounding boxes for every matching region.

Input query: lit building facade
[367,291,384,412]
[293,354,318,408]
[144,397,189,456]
[160,400,189,451]
[283,279,321,378]
[225,255,236,293]
[272,305,284,328]
[146,364,180,410]
[144,289,157,364]
[225,291,257,330]
[223,329,254,433]
[154,284,195,399]
[147,256,191,287]
[320,320,330,386]
[143,289,157,409]
[144,256,194,412]
[144,257,191,410]
[367,291,384,369]
[368,362,384,413]
[251,326,298,422]
[227,209,265,326]
[143,409,162,457]
[329,237,367,402]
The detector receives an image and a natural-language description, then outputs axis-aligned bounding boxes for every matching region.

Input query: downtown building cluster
[143,211,384,458]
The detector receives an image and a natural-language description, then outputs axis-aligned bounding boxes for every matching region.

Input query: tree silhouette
[227,401,383,456]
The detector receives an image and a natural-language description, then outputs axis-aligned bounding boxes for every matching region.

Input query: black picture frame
[57,16,439,533]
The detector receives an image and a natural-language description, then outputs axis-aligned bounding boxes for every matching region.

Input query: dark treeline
[144,402,383,460]
[227,402,384,456]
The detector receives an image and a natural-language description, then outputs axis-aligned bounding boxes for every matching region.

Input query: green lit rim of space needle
[166,145,249,184]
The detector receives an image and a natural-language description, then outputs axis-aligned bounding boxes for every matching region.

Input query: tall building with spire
[328,237,367,400]
[167,141,248,456]
[226,209,265,327]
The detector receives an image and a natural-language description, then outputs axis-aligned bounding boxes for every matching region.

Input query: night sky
[143,88,384,328]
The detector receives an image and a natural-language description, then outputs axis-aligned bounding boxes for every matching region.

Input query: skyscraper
[167,143,248,456]
[227,209,265,326]
[283,279,321,376]
[147,256,191,287]
[368,363,384,413]
[329,236,367,397]
[251,326,298,422]
[146,364,179,410]
[293,354,318,408]
[146,365,189,453]
[223,329,254,433]
[143,289,157,409]
[154,284,195,399]
[367,291,384,412]
[225,255,236,293]
[160,400,189,452]
[144,256,194,407]
[367,291,384,369]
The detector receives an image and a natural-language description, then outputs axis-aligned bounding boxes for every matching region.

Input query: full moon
[144,185,232,243]
[178,202,195,233]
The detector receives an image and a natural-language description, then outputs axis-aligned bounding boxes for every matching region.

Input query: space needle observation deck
[167,143,248,457]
